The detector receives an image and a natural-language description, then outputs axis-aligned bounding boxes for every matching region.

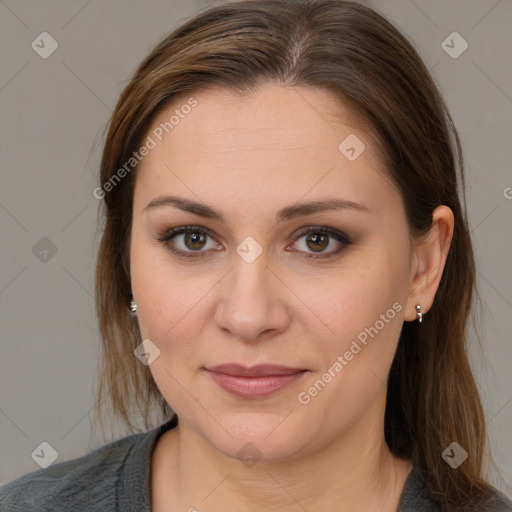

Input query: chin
[192,407,321,465]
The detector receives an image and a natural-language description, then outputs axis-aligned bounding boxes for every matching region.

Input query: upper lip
[206,364,307,377]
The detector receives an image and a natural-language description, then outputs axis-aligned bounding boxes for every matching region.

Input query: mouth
[204,364,309,399]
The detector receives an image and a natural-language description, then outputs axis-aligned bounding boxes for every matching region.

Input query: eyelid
[156,225,221,260]
[291,225,351,245]
[287,225,351,260]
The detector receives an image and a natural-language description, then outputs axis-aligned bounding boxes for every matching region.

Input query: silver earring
[416,304,422,323]
[129,295,137,315]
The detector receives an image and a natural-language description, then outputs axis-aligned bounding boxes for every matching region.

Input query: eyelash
[156,225,351,261]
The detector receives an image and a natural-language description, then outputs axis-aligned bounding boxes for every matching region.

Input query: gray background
[1,0,511,498]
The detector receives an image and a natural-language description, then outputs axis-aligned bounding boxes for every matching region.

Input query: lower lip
[207,370,307,399]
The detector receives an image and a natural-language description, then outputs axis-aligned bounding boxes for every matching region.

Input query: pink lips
[205,364,308,399]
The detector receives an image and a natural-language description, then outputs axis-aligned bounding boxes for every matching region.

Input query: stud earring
[129,294,137,315]
[416,304,422,323]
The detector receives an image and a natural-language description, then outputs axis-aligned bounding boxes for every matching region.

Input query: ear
[404,205,455,322]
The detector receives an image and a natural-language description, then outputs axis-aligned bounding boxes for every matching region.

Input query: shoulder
[398,465,442,511]
[0,433,144,512]
[0,416,176,512]
[483,488,512,511]
[398,466,512,512]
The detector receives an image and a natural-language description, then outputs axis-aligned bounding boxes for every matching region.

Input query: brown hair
[93,0,495,509]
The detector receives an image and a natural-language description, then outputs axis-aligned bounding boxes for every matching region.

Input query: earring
[416,304,422,323]
[129,294,137,315]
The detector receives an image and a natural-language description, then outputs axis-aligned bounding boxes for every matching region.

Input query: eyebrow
[143,195,372,223]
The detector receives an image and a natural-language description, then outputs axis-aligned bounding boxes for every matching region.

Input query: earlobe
[404,205,455,322]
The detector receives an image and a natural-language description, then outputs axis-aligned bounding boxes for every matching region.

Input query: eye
[288,226,351,260]
[156,225,351,261]
[156,226,221,260]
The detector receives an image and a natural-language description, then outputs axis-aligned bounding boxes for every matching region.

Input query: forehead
[148,82,370,151]
[134,82,395,215]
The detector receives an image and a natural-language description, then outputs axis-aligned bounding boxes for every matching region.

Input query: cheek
[134,276,214,363]
[130,225,207,339]
[302,253,404,347]
[293,280,404,440]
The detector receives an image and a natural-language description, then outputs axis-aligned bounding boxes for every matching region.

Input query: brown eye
[305,233,329,252]
[156,226,221,260]
[157,225,351,262]
[290,226,351,260]
[184,231,207,250]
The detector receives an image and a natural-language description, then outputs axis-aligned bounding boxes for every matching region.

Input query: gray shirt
[1,414,511,511]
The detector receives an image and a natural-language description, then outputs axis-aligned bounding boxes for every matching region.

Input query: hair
[93,0,496,509]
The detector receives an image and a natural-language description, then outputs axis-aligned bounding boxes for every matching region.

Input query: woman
[1,0,511,510]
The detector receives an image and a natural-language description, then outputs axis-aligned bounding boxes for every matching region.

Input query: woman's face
[130,82,417,462]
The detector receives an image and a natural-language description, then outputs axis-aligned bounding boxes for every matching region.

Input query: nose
[214,248,290,342]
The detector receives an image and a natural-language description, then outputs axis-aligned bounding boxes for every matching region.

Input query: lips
[207,364,306,377]
[205,364,308,398]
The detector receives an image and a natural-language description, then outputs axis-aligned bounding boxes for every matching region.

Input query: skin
[129,82,454,511]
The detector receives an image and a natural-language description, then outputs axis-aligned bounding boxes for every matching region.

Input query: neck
[154,409,413,511]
